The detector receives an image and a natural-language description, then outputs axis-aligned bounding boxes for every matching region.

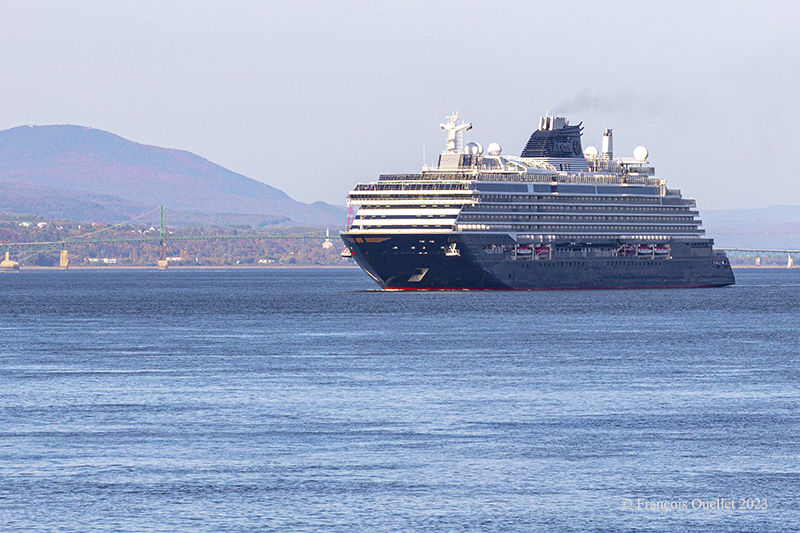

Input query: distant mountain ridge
[702,205,800,249]
[0,125,344,226]
[702,205,800,223]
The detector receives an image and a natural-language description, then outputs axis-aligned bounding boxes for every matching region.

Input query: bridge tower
[157,205,168,269]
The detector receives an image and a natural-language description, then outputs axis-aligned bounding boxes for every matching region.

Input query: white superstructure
[346,114,703,243]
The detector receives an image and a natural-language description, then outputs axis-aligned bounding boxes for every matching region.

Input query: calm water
[1,267,798,532]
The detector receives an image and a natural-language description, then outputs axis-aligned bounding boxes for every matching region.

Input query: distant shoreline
[13,265,359,271]
[731,265,796,269]
[7,265,795,274]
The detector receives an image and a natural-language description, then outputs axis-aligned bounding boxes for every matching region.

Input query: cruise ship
[341,112,734,290]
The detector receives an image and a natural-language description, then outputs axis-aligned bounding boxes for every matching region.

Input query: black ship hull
[342,233,735,290]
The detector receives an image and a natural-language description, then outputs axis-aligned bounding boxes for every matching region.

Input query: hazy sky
[2,1,798,209]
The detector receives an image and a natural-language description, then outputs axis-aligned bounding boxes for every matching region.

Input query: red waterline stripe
[385,284,727,291]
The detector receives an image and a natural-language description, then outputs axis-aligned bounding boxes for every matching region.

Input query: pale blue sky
[2,1,798,209]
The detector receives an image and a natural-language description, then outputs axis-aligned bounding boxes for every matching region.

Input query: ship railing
[365,180,473,191]
[589,161,624,173]
[377,171,670,187]
[626,167,656,175]
[589,161,656,174]
[551,174,651,185]
[348,196,477,205]
[666,188,681,196]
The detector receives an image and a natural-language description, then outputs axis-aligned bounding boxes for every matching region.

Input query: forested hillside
[1,213,350,267]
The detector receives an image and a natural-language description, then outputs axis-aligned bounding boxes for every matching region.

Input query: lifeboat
[637,245,653,255]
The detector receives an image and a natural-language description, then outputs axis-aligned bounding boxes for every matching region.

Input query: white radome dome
[633,146,649,162]
[583,146,599,157]
[487,142,502,156]
[465,142,483,156]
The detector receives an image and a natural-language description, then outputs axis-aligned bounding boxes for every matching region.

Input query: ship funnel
[602,129,613,159]
[539,116,569,131]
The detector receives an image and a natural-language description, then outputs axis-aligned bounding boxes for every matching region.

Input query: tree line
[1,214,350,267]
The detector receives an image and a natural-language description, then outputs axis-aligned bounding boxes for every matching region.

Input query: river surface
[1,267,798,532]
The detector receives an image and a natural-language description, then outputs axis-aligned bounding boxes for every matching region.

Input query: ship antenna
[439,111,473,153]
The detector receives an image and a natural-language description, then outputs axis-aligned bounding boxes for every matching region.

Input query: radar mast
[440,112,472,154]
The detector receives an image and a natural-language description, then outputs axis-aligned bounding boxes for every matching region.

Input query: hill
[0,125,345,227]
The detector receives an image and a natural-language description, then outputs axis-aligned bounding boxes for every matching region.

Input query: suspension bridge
[1,205,336,269]
[721,248,799,268]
